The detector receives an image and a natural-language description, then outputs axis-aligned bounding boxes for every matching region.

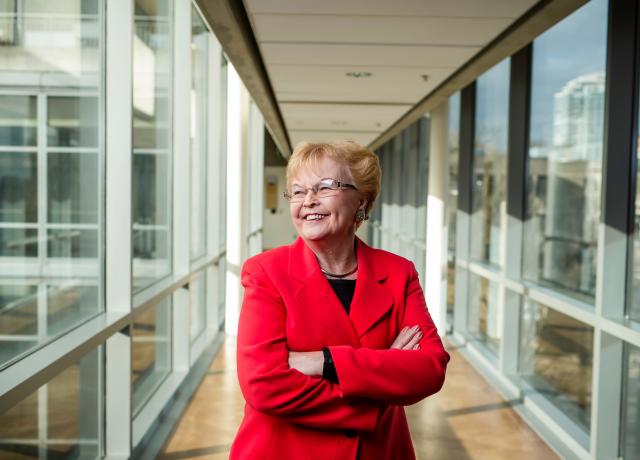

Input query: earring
[355,209,366,222]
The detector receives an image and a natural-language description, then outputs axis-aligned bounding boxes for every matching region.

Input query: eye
[318,184,332,191]
[291,189,305,196]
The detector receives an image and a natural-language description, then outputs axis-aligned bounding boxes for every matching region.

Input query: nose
[302,189,318,206]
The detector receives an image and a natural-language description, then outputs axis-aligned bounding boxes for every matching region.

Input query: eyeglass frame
[283,178,358,202]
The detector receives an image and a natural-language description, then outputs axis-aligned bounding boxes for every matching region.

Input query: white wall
[263,166,297,249]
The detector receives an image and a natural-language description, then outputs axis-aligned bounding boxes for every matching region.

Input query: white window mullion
[206,36,223,330]
[104,0,133,456]
[172,0,192,371]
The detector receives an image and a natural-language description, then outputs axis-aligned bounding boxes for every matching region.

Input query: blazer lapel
[349,238,394,338]
[289,237,360,346]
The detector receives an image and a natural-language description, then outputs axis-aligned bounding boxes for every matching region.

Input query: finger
[393,325,420,346]
[413,343,420,350]
[403,331,423,350]
[390,327,410,349]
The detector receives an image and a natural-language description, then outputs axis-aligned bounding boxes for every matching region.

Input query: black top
[322,279,356,384]
[328,278,356,314]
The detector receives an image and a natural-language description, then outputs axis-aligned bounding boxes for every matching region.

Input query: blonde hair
[286,141,381,217]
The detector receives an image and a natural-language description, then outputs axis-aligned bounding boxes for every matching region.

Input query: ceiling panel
[252,14,512,47]
[244,0,536,19]
[289,130,379,147]
[270,65,454,103]
[260,43,480,67]
[281,103,411,132]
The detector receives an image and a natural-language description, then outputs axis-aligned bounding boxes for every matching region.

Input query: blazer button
[343,429,357,438]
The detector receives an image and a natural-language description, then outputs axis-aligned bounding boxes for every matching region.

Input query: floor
[159,336,558,460]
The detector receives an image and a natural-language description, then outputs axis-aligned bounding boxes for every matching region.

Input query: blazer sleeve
[236,257,380,431]
[328,262,450,406]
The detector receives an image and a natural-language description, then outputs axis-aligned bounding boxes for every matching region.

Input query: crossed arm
[236,259,449,431]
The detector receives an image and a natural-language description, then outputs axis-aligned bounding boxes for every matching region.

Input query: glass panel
[132,296,172,414]
[47,97,99,148]
[0,285,38,365]
[132,0,172,292]
[47,229,98,258]
[132,152,170,291]
[190,7,208,261]
[0,95,37,147]
[524,0,607,301]
[0,228,38,257]
[0,347,102,459]
[47,153,99,224]
[519,299,593,431]
[447,92,460,323]
[219,56,228,252]
[46,285,99,337]
[0,152,38,223]
[467,273,501,355]
[471,59,509,267]
[416,120,428,241]
[0,1,104,369]
[630,17,640,322]
[217,256,226,329]
[190,271,206,341]
[622,343,640,459]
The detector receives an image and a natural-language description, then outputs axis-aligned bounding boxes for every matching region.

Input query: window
[446,92,461,324]
[621,343,640,459]
[471,59,510,267]
[467,273,501,355]
[0,1,104,369]
[190,6,208,261]
[523,0,607,301]
[0,348,102,458]
[132,0,173,292]
[519,299,593,431]
[131,297,172,415]
[189,271,206,342]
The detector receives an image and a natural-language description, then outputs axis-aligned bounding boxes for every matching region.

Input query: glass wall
[446,92,460,326]
[523,0,607,301]
[0,348,102,458]
[467,273,502,354]
[0,0,104,369]
[629,65,640,323]
[132,297,172,415]
[519,299,593,431]
[471,59,510,267]
[132,0,173,293]
[0,1,230,457]
[622,343,640,459]
[372,119,429,281]
[189,271,206,342]
[190,6,208,262]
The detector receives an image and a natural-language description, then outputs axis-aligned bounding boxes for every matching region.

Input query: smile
[304,213,328,221]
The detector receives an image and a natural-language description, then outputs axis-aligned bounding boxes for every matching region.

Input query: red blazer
[230,237,450,460]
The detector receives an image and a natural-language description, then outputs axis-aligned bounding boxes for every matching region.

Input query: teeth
[305,214,326,221]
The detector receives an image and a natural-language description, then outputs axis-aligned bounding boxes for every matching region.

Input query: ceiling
[242,0,538,149]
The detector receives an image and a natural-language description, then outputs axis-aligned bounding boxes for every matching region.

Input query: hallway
[159,337,557,460]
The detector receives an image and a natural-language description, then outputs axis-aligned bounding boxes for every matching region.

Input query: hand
[288,351,324,377]
[390,325,423,350]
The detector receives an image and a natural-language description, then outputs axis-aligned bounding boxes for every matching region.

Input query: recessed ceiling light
[346,71,372,78]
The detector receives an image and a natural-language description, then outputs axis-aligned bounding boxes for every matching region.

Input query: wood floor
[159,336,558,460]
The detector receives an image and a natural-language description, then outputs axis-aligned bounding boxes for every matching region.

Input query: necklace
[320,264,358,279]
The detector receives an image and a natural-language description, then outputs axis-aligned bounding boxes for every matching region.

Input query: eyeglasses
[284,178,358,202]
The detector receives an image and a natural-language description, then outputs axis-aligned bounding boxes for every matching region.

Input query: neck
[305,234,358,276]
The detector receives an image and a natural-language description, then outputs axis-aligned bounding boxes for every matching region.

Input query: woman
[230,141,450,460]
